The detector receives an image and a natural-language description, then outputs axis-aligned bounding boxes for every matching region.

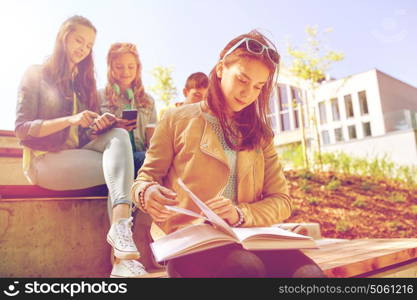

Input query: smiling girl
[15,16,146,277]
[131,30,325,277]
[99,43,157,177]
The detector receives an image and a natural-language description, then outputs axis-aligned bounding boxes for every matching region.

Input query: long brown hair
[43,15,98,111]
[207,30,279,150]
[105,43,151,109]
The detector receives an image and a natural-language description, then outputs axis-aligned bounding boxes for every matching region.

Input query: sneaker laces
[115,217,135,248]
[124,260,147,275]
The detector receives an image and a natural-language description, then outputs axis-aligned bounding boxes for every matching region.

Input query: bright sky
[1,0,416,130]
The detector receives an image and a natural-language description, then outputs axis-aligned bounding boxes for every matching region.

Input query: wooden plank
[0,148,23,157]
[1,196,107,202]
[0,184,108,199]
[0,130,15,137]
[303,239,417,277]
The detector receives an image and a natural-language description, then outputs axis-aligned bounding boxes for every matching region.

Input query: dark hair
[185,72,209,90]
[207,30,279,150]
[43,15,98,111]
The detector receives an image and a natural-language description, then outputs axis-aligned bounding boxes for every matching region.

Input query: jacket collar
[198,102,257,181]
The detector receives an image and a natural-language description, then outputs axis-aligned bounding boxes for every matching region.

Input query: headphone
[112,84,134,100]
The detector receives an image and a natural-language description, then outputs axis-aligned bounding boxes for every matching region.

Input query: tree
[148,66,178,107]
[286,25,344,170]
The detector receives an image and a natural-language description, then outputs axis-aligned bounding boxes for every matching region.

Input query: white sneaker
[107,217,140,260]
[111,259,148,278]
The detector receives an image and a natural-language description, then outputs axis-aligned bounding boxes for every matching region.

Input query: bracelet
[138,181,158,212]
[231,206,245,227]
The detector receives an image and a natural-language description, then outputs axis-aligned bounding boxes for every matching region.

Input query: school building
[269,68,417,167]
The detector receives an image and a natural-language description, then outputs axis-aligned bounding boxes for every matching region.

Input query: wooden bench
[0,184,161,277]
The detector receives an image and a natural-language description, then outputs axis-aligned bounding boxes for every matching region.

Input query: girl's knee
[108,128,130,140]
[219,249,266,277]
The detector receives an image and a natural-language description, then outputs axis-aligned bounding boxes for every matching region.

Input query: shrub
[307,197,320,206]
[325,179,341,191]
[352,198,367,208]
[410,205,417,215]
[360,181,374,191]
[388,192,407,203]
[335,220,351,233]
[299,179,312,193]
[299,169,314,180]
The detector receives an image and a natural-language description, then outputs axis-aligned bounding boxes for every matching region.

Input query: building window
[358,90,369,115]
[334,127,343,142]
[348,125,357,139]
[291,86,302,129]
[321,130,330,145]
[280,113,291,131]
[363,122,372,137]
[318,101,327,124]
[344,94,354,118]
[278,84,288,110]
[330,98,340,121]
[278,84,291,131]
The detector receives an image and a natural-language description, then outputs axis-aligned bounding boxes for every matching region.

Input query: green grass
[352,198,367,208]
[307,197,320,206]
[335,220,352,233]
[325,179,341,191]
[388,192,407,203]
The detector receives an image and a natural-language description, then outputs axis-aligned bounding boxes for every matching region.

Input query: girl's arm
[15,66,99,139]
[237,140,293,227]
[36,111,98,137]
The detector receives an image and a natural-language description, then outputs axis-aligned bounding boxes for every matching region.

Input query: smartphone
[122,110,138,121]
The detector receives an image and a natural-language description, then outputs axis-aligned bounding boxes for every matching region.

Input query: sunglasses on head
[222,37,280,66]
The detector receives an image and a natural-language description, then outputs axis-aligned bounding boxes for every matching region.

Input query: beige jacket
[134,102,292,236]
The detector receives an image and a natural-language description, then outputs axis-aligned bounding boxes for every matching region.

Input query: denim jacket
[15,65,93,151]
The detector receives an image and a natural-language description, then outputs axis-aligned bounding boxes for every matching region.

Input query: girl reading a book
[15,16,147,278]
[132,30,325,277]
[99,43,157,176]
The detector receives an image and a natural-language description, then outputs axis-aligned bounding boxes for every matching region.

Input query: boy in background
[183,72,208,104]
[159,72,208,119]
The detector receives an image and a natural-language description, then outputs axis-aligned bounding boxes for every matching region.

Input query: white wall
[322,129,417,167]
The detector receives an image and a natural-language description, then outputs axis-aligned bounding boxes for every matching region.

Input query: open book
[150,179,317,262]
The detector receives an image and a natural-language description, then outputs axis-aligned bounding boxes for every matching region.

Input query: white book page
[150,223,235,262]
[232,226,313,243]
[165,205,208,221]
[177,178,237,239]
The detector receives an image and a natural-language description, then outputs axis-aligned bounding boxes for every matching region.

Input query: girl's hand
[90,112,116,132]
[142,184,179,223]
[205,197,239,225]
[115,118,137,131]
[68,110,99,128]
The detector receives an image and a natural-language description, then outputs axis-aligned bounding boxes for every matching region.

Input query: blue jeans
[133,151,146,178]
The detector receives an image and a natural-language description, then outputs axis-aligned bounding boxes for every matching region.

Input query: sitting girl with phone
[131,30,325,277]
[99,43,157,177]
[15,16,147,278]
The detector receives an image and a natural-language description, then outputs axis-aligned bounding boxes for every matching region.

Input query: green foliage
[281,144,305,169]
[387,221,405,231]
[286,25,344,84]
[325,178,341,191]
[352,197,367,208]
[360,181,375,191]
[299,179,312,193]
[388,192,407,203]
[335,220,351,233]
[307,197,320,206]
[317,151,417,189]
[299,169,315,180]
[148,66,177,107]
